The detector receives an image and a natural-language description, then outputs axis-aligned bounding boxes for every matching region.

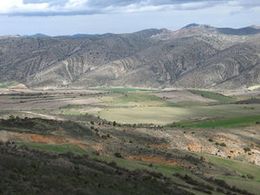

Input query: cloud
[0,0,260,16]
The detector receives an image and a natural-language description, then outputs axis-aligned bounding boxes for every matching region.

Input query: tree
[113,121,117,126]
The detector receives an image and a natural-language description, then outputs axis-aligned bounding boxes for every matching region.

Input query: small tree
[113,121,117,126]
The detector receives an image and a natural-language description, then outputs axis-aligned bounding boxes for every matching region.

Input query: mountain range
[0,24,260,89]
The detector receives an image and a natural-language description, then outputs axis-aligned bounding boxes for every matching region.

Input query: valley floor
[0,87,260,194]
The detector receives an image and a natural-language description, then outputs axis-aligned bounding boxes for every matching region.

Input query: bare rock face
[0,25,260,89]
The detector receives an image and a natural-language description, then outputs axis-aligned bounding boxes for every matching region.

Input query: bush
[114,153,123,158]
[215,142,226,147]
[243,147,251,153]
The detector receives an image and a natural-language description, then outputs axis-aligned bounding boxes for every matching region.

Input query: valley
[0,85,260,194]
[0,0,260,193]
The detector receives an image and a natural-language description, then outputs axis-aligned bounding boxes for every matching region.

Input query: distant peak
[182,23,212,30]
[30,33,49,38]
[182,23,200,29]
[249,25,260,29]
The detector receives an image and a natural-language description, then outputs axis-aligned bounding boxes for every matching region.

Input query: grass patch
[98,104,260,125]
[205,155,260,181]
[99,106,190,125]
[96,154,185,175]
[204,154,260,194]
[170,115,260,128]
[0,81,18,88]
[190,90,234,103]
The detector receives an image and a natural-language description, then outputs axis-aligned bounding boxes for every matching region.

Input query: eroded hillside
[0,25,260,89]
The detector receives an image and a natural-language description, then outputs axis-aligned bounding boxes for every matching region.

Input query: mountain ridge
[0,24,260,89]
[2,24,260,38]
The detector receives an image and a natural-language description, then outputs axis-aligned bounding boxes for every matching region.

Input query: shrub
[114,153,123,158]
[215,142,226,147]
[243,147,251,153]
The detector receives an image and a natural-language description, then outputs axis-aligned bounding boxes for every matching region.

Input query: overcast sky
[0,0,260,35]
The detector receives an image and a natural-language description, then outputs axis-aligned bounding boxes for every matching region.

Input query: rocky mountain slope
[0,24,260,89]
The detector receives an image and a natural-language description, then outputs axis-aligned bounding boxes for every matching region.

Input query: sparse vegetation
[0,145,190,195]
[17,142,87,155]
[0,116,92,137]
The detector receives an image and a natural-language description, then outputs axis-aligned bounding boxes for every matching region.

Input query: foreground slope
[0,144,191,195]
[0,116,259,195]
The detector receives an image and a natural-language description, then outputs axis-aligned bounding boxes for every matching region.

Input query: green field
[57,89,260,125]
[171,115,260,128]
[97,104,260,125]
[190,90,235,103]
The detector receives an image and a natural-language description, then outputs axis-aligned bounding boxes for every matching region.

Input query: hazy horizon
[0,0,260,36]
[1,23,260,37]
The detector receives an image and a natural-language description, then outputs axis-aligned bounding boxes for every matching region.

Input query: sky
[0,0,260,35]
